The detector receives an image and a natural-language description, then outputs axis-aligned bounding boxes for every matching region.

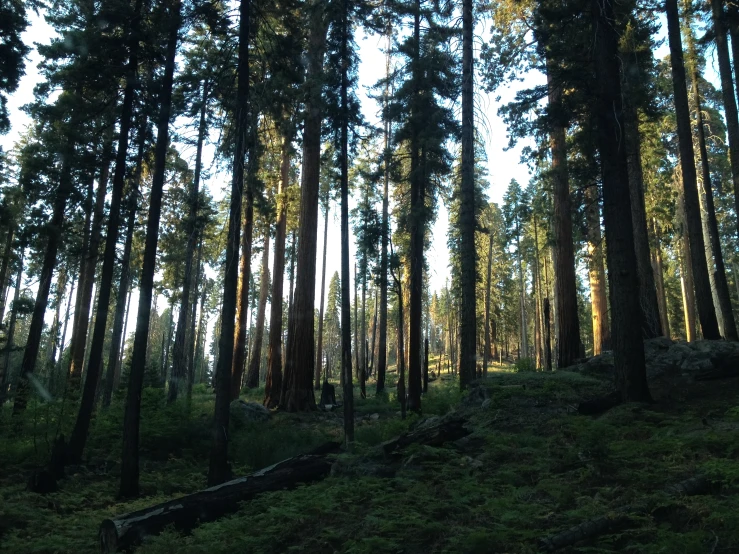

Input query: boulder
[230,399,270,425]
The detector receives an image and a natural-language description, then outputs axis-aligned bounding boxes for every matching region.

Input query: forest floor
[1,356,739,553]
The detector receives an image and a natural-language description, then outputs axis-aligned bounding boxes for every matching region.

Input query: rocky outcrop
[568,338,739,381]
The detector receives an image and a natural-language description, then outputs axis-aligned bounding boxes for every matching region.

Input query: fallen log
[99,443,341,553]
[381,415,470,455]
[577,391,621,416]
[539,475,713,551]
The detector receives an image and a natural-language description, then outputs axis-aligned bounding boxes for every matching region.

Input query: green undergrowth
[2,368,739,553]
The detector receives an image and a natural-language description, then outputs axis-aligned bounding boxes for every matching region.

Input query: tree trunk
[245,228,270,388]
[376,30,391,396]
[623,91,662,339]
[340,0,354,442]
[591,0,651,402]
[0,226,15,323]
[119,0,181,497]
[407,0,423,414]
[516,225,528,359]
[100,448,340,553]
[651,220,670,337]
[546,63,581,369]
[102,186,139,409]
[314,206,329,389]
[67,0,142,458]
[686,24,738,340]
[665,0,721,339]
[711,0,739,242]
[483,232,493,375]
[1,247,23,403]
[187,237,204,399]
[264,135,290,409]
[680,228,697,342]
[67,173,96,385]
[207,0,250,488]
[360,270,366,399]
[12,135,75,415]
[281,0,328,411]
[230,166,255,400]
[584,183,611,355]
[423,337,429,393]
[170,82,209,403]
[459,0,477,389]
[354,263,359,379]
[368,288,378,377]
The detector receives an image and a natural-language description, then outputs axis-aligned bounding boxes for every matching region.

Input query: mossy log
[99,443,340,552]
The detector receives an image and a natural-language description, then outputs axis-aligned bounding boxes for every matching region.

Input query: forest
[1,0,739,551]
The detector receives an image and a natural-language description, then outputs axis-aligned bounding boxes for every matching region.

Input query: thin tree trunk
[584,183,611,355]
[340,0,354,442]
[12,134,75,415]
[368,288,378,376]
[187,236,204,399]
[376,29,391,396]
[67,173,96,384]
[0,227,15,322]
[360,269,366,399]
[119,0,181,497]
[67,0,143,458]
[1,247,23,403]
[245,228,270,388]
[591,0,651,402]
[103,186,139,408]
[651,220,670,337]
[354,262,359,379]
[264,135,290,409]
[710,0,739,242]
[686,23,738,340]
[665,0,721,339]
[484,232,492,375]
[516,225,528,359]
[314,206,329,389]
[546,63,581,369]
[623,91,662,339]
[170,81,209,403]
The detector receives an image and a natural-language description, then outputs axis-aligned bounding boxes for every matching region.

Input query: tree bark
[264,136,290,409]
[591,0,652,402]
[584,183,611,355]
[546,64,581,369]
[186,237,204,399]
[119,0,181,497]
[314,205,329,389]
[245,228,270,389]
[665,0,721,339]
[459,0,477,389]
